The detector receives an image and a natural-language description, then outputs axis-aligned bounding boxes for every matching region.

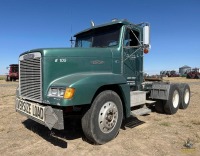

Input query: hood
[29,47,113,96]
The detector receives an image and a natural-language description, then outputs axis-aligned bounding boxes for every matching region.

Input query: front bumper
[15,97,64,130]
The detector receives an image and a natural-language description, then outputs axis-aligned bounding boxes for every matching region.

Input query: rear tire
[179,84,190,109]
[164,84,180,115]
[81,90,123,144]
[187,74,194,79]
[6,76,9,81]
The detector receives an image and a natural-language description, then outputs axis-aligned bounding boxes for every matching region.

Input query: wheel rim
[98,101,118,133]
[184,89,190,104]
[172,90,179,108]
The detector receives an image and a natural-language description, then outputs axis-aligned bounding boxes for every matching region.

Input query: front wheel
[81,90,123,144]
[6,76,9,81]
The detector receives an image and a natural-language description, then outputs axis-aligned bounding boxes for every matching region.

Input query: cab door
[122,26,143,90]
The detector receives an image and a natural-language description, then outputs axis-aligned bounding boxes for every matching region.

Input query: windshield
[75,24,122,48]
[10,66,18,72]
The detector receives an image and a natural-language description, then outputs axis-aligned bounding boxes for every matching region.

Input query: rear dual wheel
[164,84,180,114]
[155,84,191,115]
[179,84,190,109]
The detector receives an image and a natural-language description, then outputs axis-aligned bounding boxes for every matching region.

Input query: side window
[124,29,140,47]
[76,38,92,48]
[75,36,92,48]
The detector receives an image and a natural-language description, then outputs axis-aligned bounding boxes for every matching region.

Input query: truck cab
[16,19,190,144]
[75,20,150,88]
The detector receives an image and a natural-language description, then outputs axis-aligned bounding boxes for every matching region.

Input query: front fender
[45,72,127,106]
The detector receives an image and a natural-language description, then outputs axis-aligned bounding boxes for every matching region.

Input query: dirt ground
[0,77,200,156]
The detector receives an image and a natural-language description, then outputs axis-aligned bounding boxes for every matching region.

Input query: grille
[19,52,42,102]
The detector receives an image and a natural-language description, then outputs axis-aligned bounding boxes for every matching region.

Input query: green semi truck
[16,19,190,144]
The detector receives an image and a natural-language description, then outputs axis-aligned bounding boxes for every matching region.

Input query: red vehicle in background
[186,68,200,79]
[6,64,19,81]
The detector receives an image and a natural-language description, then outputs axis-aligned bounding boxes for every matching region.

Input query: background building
[179,65,191,75]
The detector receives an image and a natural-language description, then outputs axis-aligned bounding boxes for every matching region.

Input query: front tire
[6,76,9,81]
[81,90,123,144]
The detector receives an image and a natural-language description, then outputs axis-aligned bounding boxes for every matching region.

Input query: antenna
[69,10,75,47]
[70,36,75,47]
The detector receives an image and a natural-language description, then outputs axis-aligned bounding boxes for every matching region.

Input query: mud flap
[44,106,64,130]
[150,82,170,100]
[44,106,59,130]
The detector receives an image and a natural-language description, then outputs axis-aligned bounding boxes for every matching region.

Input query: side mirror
[143,25,150,45]
[143,25,151,53]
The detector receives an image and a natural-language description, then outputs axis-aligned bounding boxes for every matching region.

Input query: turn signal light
[144,48,149,54]
[64,88,75,99]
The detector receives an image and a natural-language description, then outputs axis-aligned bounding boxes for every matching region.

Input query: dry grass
[159,122,171,127]
[0,75,5,80]
[191,120,200,125]
[0,78,200,156]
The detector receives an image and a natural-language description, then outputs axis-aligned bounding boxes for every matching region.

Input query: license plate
[16,98,45,122]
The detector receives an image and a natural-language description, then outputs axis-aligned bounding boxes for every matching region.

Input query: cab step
[131,107,151,116]
[124,116,145,128]
[145,100,156,104]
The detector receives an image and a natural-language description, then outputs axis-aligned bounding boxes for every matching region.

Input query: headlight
[51,88,58,96]
[59,88,65,96]
[48,87,75,99]
[48,87,66,98]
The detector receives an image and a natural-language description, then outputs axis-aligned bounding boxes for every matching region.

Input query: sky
[0,0,200,75]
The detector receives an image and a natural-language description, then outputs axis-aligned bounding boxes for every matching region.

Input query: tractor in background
[186,68,200,79]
